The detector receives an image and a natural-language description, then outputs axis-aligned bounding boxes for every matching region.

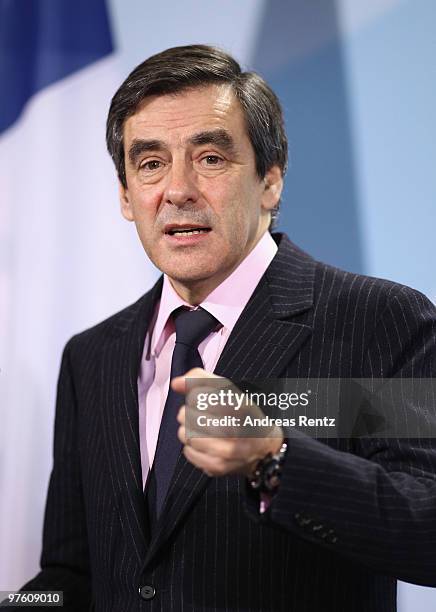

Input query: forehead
[123,84,249,145]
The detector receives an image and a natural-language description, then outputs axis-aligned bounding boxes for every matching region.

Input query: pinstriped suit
[21,233,436,611]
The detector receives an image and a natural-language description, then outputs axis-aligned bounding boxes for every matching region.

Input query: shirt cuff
[260,491,273,514]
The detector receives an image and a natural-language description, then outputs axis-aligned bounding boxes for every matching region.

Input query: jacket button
[294,512,312,527]
[139,585,156,600]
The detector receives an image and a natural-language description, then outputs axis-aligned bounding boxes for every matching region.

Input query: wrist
[248,439,288,494]
[244,433,284,478]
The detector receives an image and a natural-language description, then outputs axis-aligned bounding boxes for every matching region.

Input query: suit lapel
[216,234,315,379]
[99,277,162,561]
[143,234,316,568]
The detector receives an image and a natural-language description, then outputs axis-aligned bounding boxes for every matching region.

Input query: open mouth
[165,226,211,237]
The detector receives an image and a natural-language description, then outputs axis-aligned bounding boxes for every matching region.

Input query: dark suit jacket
[20,233,436,611]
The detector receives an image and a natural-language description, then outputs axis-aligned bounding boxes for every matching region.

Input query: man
[19,45,436,611]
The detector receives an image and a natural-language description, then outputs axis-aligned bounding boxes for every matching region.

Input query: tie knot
[173,307,219,349]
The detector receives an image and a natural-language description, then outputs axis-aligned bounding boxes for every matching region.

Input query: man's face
[120,84,282,298]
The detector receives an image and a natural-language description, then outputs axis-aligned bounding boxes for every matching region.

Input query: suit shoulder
[64,287,155,359]
[313,259,436,320]
[274,233,434,317]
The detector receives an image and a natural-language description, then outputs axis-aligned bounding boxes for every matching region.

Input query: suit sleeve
[244,286,436,587]
[18,339,92,610]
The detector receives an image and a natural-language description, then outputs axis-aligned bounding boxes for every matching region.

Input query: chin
[161,256,226,280]
[168,268,218,284]
[169,260,230,284]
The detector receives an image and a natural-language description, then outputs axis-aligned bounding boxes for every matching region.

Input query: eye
[202,155,222,165]
[140,159,162,172]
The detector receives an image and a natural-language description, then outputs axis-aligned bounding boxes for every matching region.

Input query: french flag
[0,0,156,587]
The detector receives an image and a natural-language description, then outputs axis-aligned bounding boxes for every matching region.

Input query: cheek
[129,190,164,232]
[126,174,163,209]
[136,187,161,211]
[220,185,262,233]
[127,190,163,247]
[215,209,255,259]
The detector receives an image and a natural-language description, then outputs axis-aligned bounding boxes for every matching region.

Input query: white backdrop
[0,54,157,584]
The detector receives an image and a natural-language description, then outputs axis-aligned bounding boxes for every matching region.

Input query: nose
[163,159,200,207]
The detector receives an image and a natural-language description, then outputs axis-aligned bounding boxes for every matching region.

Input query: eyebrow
[128,139,164,166]
[127,129,237,166]
[188,129,236,154]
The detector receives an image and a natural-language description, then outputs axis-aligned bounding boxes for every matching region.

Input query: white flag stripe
[0,54,157,586]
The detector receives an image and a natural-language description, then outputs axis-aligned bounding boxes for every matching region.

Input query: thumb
[170,367,208,394]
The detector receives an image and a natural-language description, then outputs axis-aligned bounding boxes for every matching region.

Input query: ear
[119,181,134,221]
[261,165,283,212]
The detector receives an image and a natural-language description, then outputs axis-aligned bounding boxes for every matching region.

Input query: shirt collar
[151,231,278,357]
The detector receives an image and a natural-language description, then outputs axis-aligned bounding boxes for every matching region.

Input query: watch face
[249,443,287,492]
[263,462,281,491]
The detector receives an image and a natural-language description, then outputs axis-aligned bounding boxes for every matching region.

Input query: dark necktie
[146,307,219,524]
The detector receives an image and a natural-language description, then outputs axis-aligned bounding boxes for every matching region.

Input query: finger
[187,436,246,460]
[170,367,208,394]
[176,405,185,425]
[178,424,187,445]
[183,444,240,477]
[170,375,187,395]
[185,367,211,378]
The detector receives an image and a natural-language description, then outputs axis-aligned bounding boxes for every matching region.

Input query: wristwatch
[249,441,288,494]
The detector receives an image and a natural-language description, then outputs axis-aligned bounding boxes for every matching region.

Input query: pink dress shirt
[137,231,278,490]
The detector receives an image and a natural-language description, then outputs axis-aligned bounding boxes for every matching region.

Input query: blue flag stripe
[0,0,114,134]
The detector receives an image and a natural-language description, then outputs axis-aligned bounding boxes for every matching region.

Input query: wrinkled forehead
[122,83,249,146]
